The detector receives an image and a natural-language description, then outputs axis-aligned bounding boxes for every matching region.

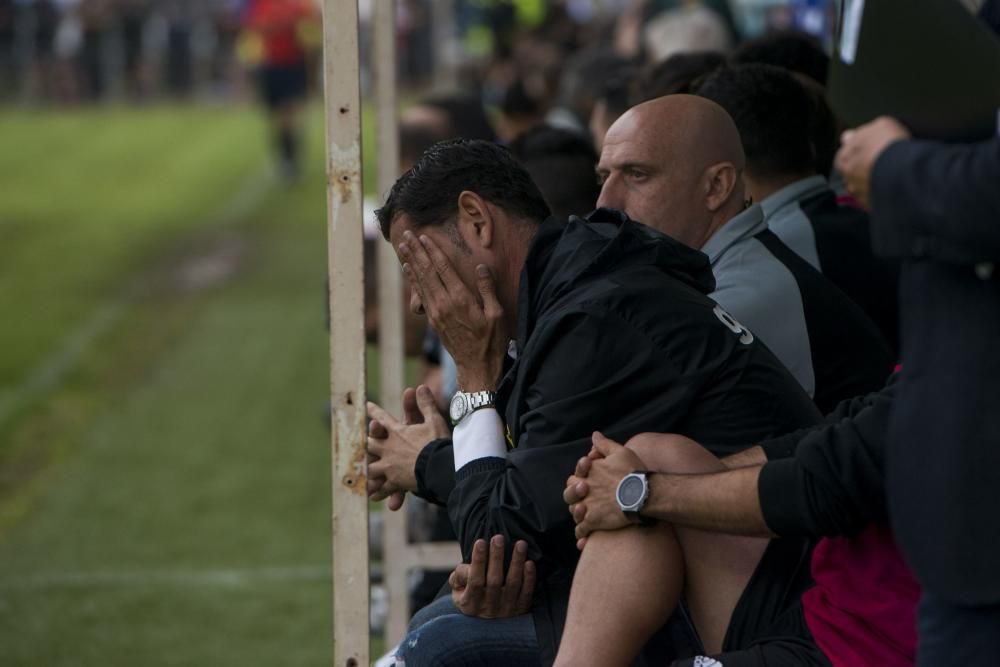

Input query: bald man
[596,95,893,413]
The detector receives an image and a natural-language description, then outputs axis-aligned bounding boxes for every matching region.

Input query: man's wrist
[455,364,501,392]
[643,473,678,522]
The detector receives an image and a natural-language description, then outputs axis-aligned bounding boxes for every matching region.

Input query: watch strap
[465,390,496,411]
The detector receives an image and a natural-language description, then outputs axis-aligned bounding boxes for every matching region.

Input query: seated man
[559,375,920,666]
[596,95,894,413]
[366,139,822,665]
[695,64,901,353]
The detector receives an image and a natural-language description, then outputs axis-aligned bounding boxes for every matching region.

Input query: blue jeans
[395,595,541,667]
[916,592,1000,666]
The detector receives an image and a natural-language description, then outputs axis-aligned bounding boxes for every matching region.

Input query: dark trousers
[917,592,1000,666]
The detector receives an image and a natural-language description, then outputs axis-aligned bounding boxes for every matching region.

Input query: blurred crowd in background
[0,0,837,106]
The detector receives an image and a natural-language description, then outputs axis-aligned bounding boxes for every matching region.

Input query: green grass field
[0,103,383,665]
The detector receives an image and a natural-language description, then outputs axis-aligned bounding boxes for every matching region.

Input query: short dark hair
[376,139,552,240]
[696,63,816,180]
[731,30,829,86]
[509,125,600,218]
[633,51,725,104]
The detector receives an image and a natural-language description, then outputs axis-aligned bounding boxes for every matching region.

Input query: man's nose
[596,177,619,210]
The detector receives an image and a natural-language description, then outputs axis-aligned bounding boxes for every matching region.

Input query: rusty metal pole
[373,0,412,647]
[321,0,369,665]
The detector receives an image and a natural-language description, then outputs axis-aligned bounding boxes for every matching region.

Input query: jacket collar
[759,175,829,220]
[701,203,768,267]
[514,210,716,345]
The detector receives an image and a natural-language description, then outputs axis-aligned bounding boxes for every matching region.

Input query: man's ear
[703,162,739,213]
[456,190,494,249]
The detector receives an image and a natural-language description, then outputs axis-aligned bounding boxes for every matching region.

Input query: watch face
[449,393,467,422]
[618,475,645,508]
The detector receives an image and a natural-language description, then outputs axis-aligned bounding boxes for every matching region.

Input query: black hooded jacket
[414,210,822,663]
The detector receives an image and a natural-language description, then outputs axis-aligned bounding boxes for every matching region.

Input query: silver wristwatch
[449,390,496,424]
[616,471,654,524]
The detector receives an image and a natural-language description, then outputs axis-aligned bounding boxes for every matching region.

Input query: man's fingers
[591,431,623,457]
[476,264,503,318]
[461,539,488,613]
[367,435,385,458]
[572,502,587,525]
[399,234,447,298]
[369,418,388,439]
[576,537,587,551]
[450,563,470,590]
[563,478,588,505]
[420,234,466,295]
[468,539,488,587]
[415,384,441,425]
[369,457,388,479]
[516,559,536,612]
[501,540,528,613]
[367,471,385,496]
[505,540,527,587]
[575,456,593,477]
[366,401,400,431]
[402,387,422,425]
[483,535,505,612]
[387,491,406,511]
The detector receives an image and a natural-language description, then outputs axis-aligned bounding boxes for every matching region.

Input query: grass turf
[0,103,386,665]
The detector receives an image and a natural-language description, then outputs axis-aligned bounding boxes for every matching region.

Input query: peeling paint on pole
[328,142,361,206]
[322,0,369,663]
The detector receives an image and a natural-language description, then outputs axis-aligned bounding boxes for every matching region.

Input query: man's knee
[624,433,724,474]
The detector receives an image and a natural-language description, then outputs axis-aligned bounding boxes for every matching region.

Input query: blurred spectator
[508,124,600,218]
[641,1,732,63]
[794,72,840,179]
[0,0,14,100]
[207,0,243,98]
[633,50,724,102]
[406,92,498,144]
[78,0,113,100]
[496,77,545,143]
[588,67,635,153]
[398,0,433,87]
[697,63,900,353]
[547,47,633,135]
[119,0,150,99]
[731,28,829,86]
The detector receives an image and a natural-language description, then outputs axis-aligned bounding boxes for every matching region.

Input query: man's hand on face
[835,116,911,209]
[366,385,450,509]
[450,536,536,619]
[397,231,507,391]
[564,432,647,548]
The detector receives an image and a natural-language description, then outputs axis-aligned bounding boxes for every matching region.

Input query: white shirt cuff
[452,408,506,471]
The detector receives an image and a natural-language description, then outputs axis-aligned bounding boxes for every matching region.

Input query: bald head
[596,94,747,249]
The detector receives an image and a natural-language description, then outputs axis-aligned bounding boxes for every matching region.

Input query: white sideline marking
[0,564,330,590]
[0,167,274,428]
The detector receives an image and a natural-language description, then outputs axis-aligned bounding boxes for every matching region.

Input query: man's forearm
[644,466,774,537]
[720,445,766,469]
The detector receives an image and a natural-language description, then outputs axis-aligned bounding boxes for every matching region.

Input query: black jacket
[415,210,822,663]
[797,189,901,355]
[759,374,897,538]
[871,135,1000,605]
